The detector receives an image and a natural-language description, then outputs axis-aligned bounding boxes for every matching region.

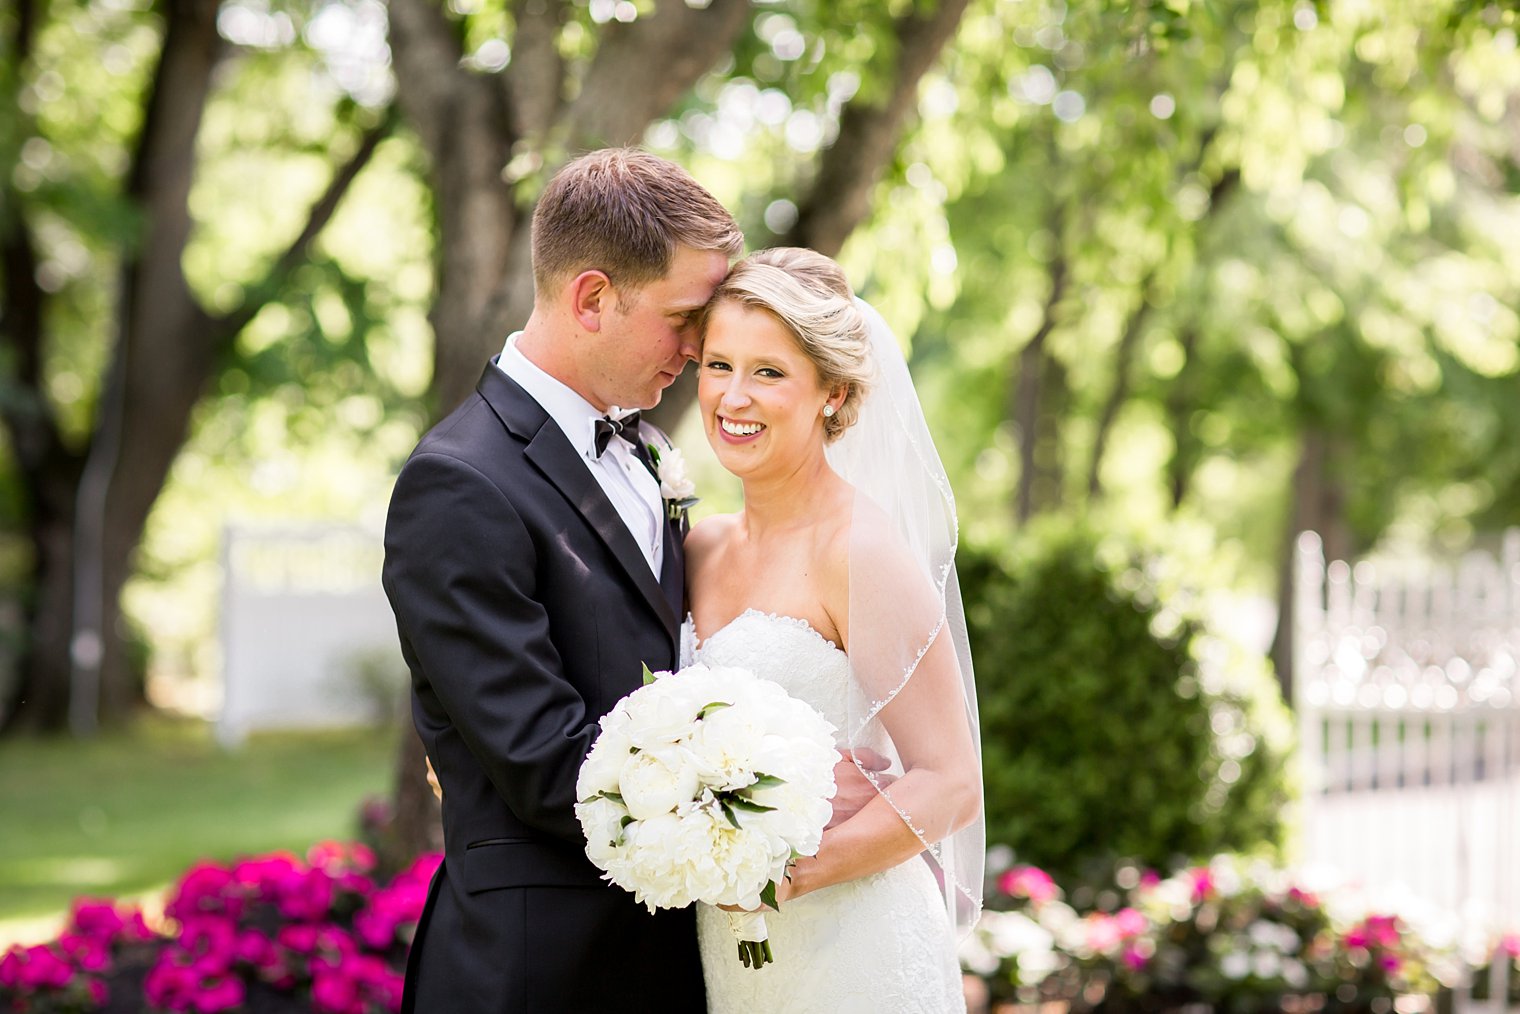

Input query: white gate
[1294,529,1520,1010]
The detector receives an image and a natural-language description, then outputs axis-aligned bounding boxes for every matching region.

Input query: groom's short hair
[532,148,742,298]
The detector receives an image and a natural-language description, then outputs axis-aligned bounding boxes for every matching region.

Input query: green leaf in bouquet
[641,663,657,686]
[698,700,732,718]
[749,774,787,789]
[719,800,744,829]
[725,797,778,814]
[761,879,779,911]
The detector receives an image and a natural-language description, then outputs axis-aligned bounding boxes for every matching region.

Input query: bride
[685,248,984,1013]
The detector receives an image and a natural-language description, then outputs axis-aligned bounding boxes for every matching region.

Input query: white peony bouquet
[575,662,838,968]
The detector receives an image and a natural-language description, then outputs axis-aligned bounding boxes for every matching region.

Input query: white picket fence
[1294,529,1520,1010]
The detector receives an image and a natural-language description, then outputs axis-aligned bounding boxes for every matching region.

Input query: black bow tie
[592,412,641,458]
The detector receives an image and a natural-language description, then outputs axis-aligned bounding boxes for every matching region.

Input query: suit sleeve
[382,449,594,843]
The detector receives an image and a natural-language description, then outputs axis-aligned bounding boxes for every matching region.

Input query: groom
[382,149,741,1012]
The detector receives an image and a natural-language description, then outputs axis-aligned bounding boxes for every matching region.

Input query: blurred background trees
[1,0,1518,881]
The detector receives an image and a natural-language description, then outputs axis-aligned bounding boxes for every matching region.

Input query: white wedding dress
[684,609,966,1014]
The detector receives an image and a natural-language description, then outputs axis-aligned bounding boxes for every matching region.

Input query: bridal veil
[826,298,985,939]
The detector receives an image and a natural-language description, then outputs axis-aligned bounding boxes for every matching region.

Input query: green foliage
[965,519,1291,882]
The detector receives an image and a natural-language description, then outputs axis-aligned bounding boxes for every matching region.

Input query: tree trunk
[1013,206,1069,525]
[1,0,391,732]
[1269,425,1352,702]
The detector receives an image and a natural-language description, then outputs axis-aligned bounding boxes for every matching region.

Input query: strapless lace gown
[684,610,966,1014]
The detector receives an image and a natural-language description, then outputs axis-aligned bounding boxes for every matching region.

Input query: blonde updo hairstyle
[704,248,874,443]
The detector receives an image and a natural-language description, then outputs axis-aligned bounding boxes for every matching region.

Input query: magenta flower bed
[0,843,439,1014]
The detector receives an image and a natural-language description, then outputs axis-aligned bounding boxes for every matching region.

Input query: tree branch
[503,0,569,143]
[386,0,486,163]
[213,107,399,345]
[561,0,751,149]
[1165,323,1202,509]
[1013,200,1069,525]
[784,0,973,255]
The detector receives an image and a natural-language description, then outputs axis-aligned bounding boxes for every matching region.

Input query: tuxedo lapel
[659,514,684,619]
[476,363,680,643]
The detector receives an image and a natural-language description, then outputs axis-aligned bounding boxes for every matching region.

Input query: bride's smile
[698,301,841,476]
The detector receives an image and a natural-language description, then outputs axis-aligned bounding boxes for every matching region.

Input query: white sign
[218,523,403,747]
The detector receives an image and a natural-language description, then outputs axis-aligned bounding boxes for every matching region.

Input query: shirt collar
[497,333,633,460]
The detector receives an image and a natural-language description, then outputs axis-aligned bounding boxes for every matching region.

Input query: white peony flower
[577,724,635,800]
[575,794,630,865]
[619,746,702,821]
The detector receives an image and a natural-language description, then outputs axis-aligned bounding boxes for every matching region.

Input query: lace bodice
[683,610,964,1014]
[683,610,855,735]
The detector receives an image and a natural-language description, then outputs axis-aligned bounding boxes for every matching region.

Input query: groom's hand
[827,749,892,829]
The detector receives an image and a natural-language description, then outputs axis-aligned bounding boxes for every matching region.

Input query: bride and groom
[382,148,984,1012]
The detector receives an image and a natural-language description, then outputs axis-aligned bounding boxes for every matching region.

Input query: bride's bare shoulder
[685,512,740,566]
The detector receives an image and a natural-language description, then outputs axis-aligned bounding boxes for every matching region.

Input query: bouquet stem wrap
[726,910,772,969]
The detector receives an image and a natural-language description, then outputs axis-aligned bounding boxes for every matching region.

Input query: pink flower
[89,977,109,1004]
[1188,867,1214,901]
[312,969,362,1014]
[69,900,127,940]
[278,923,320,955]
[13,944,74,990]
[1085,914,1123,953]
[1364,915,1400,948]
[235,929,282,973]
[192,974,246,1013]
[355,907,399,950]
[58,931,111,972]
[1379,953,1402,973]
[275,867,336,922]
[168,863,243,922]
[315,924,359,960]
[1139,869,1161,888]
[1501,932,1520,958]
[180,916,237,967]
[1287,886,1320,908]
[996,865,1059,904]
[1122,943,1149,970]
[1114,907,1147,939]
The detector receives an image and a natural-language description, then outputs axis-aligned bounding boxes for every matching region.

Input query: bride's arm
[779,521,981,903]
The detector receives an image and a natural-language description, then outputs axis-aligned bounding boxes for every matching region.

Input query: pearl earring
[822,405,836,418]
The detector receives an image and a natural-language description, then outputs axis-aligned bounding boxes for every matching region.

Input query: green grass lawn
[0,716,395,937]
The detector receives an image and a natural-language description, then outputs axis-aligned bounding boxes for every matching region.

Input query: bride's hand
[425,757,442,801]
[718,865,801,912]
[827,748,892,829]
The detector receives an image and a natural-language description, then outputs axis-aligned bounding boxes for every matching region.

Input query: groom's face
[590,245,729,411]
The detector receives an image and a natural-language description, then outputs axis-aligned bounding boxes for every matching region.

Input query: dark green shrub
[963,520,1292,882]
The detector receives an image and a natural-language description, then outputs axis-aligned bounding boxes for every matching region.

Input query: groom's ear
[568,270,613,332]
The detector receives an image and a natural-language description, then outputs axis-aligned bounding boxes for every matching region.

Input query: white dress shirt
[497,334,664,575]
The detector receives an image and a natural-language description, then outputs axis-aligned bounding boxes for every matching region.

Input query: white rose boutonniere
[647,442,699,521]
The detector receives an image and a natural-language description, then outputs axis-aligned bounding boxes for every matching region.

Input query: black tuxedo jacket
[382,362,703,1012]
